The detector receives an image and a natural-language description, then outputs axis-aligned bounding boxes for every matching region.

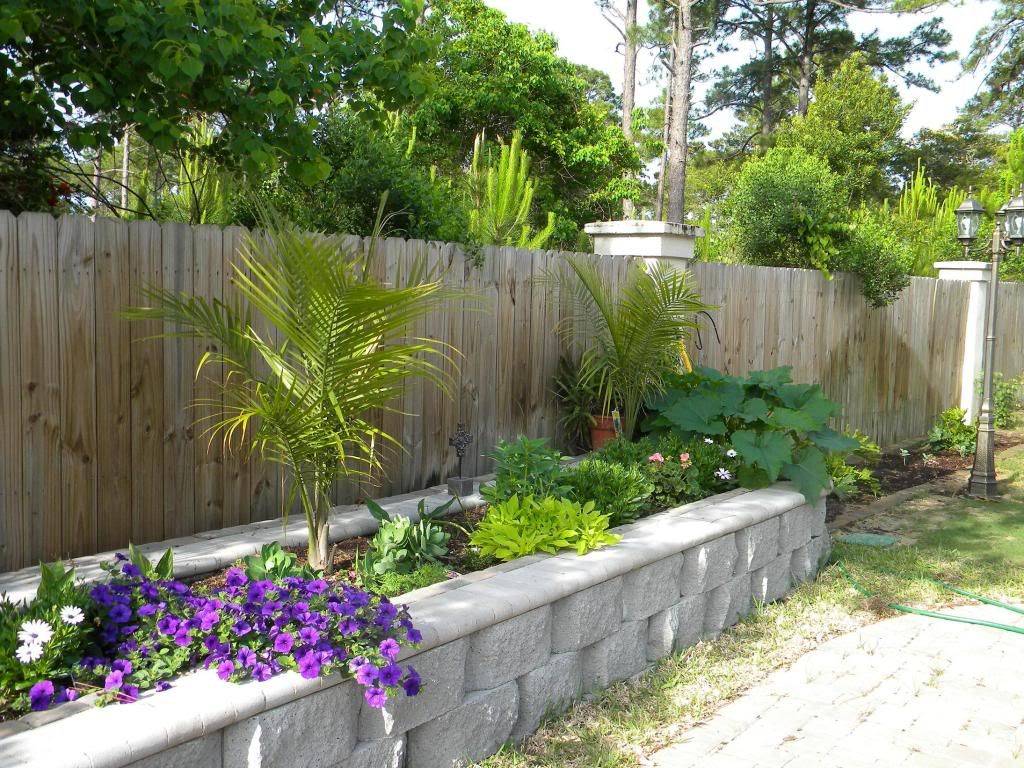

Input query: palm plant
[126,217,459,571]
[541,255,710,440]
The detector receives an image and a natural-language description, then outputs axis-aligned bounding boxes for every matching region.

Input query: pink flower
[679,452,691,465]
[648,453,665,463]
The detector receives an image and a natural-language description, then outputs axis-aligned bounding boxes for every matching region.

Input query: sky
[484,0,991,139]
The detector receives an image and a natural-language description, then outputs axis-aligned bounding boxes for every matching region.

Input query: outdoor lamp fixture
[955,191,984,249]
[964,185,1024,498]
[446,423,475,497]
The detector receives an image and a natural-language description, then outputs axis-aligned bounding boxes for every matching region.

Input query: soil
[826,430,1024,523]
[187,504,491,594]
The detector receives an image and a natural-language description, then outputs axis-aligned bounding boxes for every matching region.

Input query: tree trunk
[305,480,331,572]
[656,46,676,221]
[120,127,131,212]
[760,7,775,137]
[797,0,817,116]
[665,1,694,223]
[621,0,638,218]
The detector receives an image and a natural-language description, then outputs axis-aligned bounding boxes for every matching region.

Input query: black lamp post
[957,186,1024,498]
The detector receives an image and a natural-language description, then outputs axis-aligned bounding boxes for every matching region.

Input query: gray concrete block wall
[3,487,827,768]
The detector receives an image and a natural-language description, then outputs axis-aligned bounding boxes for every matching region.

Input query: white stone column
[584,220,703,272]
[935,260,992,422]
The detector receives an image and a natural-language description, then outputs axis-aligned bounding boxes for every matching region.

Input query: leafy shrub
[481,436,570,504]
[836,207,913,308]
[825,430,881,499]
[564,459,654,526]
[370,563,451,598]
[243,542,312,581]
[552,356,599,453]
[592,435,663,468]
[992,373,1023,429]
[928,408,977,457]
[0,562,91,714]
[361,498,454,577]
[470,495,620,561]
[645,367,857,501]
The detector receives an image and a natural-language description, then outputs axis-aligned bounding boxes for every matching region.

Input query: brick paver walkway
[651,605,1024,767]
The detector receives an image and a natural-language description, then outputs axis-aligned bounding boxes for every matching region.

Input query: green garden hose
[836,560,1024,636]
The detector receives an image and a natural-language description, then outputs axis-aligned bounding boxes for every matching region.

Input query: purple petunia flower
[157,614,180,636]
[231,619,252,637]
[104,670,124,691]
[155,681,172,692]
[379,638,400,661]
[28,680,54,711]
[298,627,320,646]
[338,618,361,636]
[237,646,257,669]
[121,562,142,578]
[253,662,273,682]
[217,660,235,681]
[402,667,421,697]
[225,567,248,588]
[120,685,139,701]
[137,603,157,617]
[112,659,133,675]
[354,663,379,686]
[296,651,321,680]
[364,686,388,708]
[305,579,329,595]
[140,582,160,600]
[273,632,294,654]
[173,629,191,647]
[406,627,423,644]
[108,604,132,623]
[379,663,403,687]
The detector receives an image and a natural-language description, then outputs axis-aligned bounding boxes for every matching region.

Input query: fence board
[0,212,22,570]
[4,210,1024,569]
[57,215,97,557]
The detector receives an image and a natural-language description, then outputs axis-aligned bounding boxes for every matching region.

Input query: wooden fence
[1,211,1021,570]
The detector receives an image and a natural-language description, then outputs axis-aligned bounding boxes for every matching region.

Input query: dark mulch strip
[187,504,490,594]
[826,430,1024,523]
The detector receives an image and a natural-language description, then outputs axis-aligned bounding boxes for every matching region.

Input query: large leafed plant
[540,255,710,440]
[127,218,458,571]
[645,367,858,502]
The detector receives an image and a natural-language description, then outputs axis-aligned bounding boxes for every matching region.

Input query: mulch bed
[826,430,1024,523]
[187,504,491,594]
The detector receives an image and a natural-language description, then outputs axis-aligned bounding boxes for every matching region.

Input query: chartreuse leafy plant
[0,562,91,715]
[928,407,977,457]
[242,542,313,582]
[646,367,858,502]
[539,255,710,440]
[127,214,459,571]
[470,496,620,561]
[481,436,571,504]
[360,498,454,577]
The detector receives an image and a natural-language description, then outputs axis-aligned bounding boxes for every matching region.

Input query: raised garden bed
[0,483,829,768]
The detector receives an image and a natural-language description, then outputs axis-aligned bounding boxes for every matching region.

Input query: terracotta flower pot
[590,415,617,450]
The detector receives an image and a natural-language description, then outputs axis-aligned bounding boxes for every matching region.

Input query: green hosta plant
[564,459,654,526]
[470,495,620,561]
[927,408,977,457]
[360,498,454,576]
[645,366,858,502]
[481,436,571,504]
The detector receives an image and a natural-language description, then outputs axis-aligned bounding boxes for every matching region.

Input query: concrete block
[406,682,518,768]
[752,554,793,604]
[777,504,818,552]
[703,584,731,637]
[621,554,683,621]
[512,652,582,742]
[359,639,468,740]
[680,535,737,595]
[338,738,405,768]
[223,681,358,768]
[726,572,753,627]
[735,517,781,573]
[551,578,622,652]
[581,620,648,692]
[808,532,831,572]
[128,735,222,768]
[647,593,708,660]
[465,606,551,691]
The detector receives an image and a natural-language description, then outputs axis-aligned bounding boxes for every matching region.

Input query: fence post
[935,260,992,422]
[584,220,703,271]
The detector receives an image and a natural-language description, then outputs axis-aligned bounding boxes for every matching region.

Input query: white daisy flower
[18,619,53,646]
[703,437,714,444]
[726,449,738,458]
[715,468,732,480]
[15,642,43,664]
[60,606,85,625]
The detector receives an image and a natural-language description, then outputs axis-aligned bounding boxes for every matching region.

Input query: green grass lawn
[476,449,1024,768]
